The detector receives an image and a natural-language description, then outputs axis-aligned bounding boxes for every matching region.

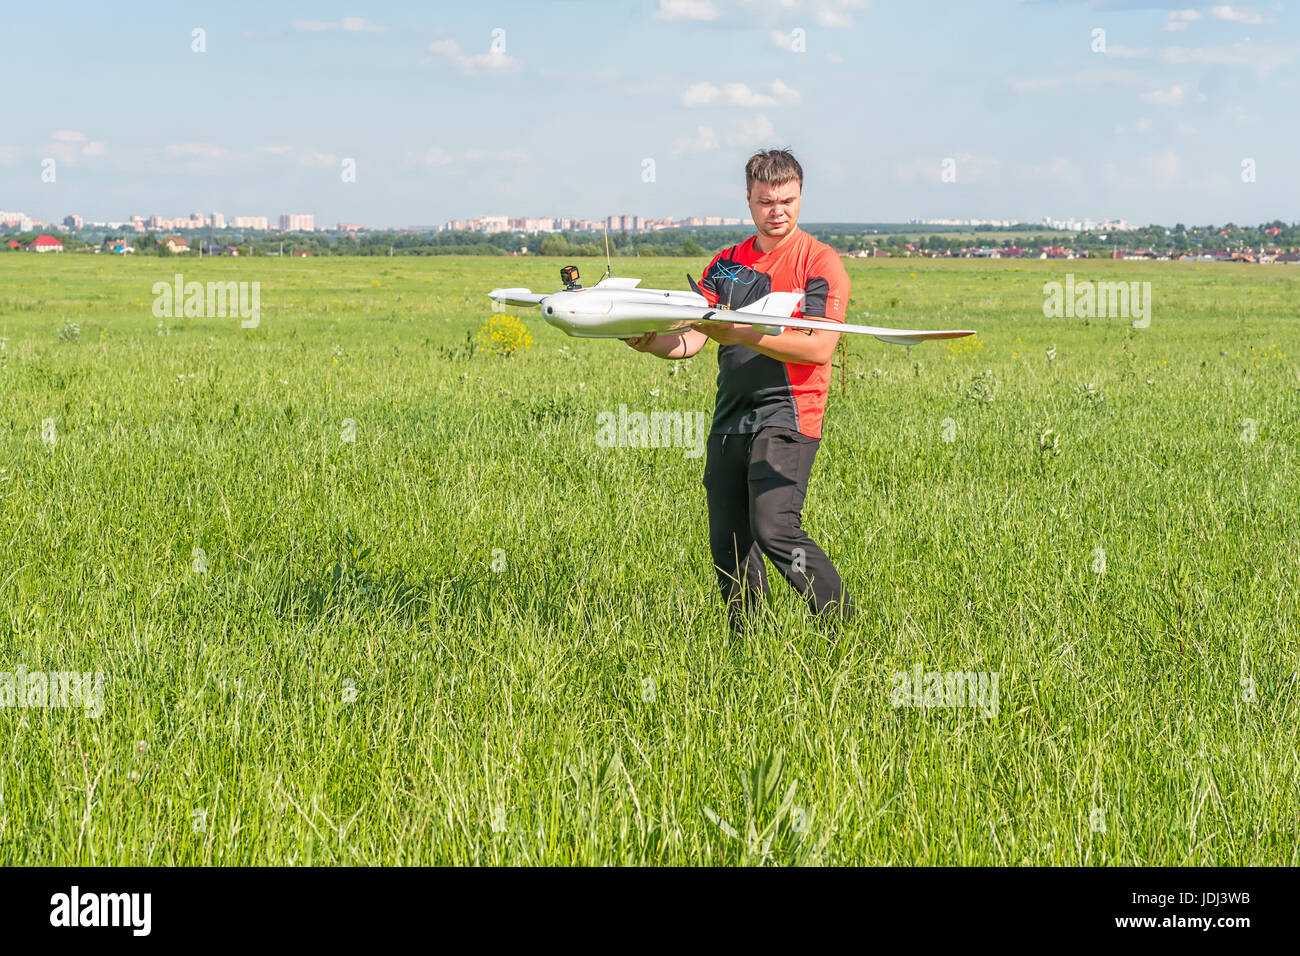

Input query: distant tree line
[6,220,1298,257]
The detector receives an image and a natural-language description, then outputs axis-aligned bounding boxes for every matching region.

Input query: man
[624,148,854,632]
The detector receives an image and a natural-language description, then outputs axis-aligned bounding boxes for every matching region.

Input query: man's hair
[745,149,803,194]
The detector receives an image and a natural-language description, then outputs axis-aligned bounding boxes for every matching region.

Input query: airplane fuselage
[539,287,709,338]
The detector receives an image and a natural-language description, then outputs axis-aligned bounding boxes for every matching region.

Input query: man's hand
[690,321,763,348]
[622,332,658,352]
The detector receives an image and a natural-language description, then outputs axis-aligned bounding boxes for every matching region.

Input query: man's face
[746,179,801,240]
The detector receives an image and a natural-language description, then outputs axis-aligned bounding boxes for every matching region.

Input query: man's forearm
[748,328,839,366]
[643,331,702,359]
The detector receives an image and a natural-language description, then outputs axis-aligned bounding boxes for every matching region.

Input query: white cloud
[1009,66,1147,93]
[339,17,384,32]
[726,113,777,146]
[654,0,722,21]
[1105,37,1295,76]
[670,114,775,155]
[723,81,779,106]
[257,145,293,156]
[661,0,862,28]
[44,133,104,164]
[427,39,520,75]
[769,79,801,104]
[410,146,527,167]
[463,148,528,163]
[800,0,867,28]
[165,143,226,158]
[294,17,385,32]
[1164,41,1295,74]
[299,151,338,167]
[1141,151,1181,188]
[1142,84,1185,105]
[681,79,800,107]
[419,147,454,166]
[672,125,721,156]
[682,81,721,106]
[1163,9,1201,31]
[152,143,235,173]
[1210,5,1265,25]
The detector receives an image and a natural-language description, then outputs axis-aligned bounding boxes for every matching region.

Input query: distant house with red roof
[5,240,21,249]
[164,236,190,254]
[29,235,64,253]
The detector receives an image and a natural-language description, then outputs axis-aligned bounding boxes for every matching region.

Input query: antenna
[603,222,612,279]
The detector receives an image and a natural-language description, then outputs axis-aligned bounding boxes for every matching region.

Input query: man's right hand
[622,333,658,352]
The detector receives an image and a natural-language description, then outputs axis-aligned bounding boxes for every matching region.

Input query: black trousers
[702,428,854,630]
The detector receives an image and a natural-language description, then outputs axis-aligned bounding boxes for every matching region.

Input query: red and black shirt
[698,227,850,439]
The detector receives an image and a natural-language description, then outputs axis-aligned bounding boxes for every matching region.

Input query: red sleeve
[803,247,850,322]
[698,248,727,307]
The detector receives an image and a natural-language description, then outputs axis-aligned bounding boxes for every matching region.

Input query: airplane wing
[487,288,547,308]
[605,292,975,346]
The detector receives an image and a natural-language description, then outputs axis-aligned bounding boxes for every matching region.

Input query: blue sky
[2,0,1296,227]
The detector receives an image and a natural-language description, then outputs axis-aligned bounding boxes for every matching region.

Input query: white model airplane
[488,265,975,346]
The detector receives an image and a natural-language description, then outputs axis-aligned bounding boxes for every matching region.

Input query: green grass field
[0,253,1296,865]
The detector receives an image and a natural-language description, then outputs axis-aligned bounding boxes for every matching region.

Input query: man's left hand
[690,321,764,347]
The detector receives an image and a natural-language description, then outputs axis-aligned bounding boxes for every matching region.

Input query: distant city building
[336,222,364,232]
[512,217,556,232]
[211,212,225,229]
[469,215,508,233]
[63,214,83,229]
[279,214,314,232]
[431,213,829,235]
[231,216,269,230]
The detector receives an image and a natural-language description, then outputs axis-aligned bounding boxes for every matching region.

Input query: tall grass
[0,254,1295,864]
